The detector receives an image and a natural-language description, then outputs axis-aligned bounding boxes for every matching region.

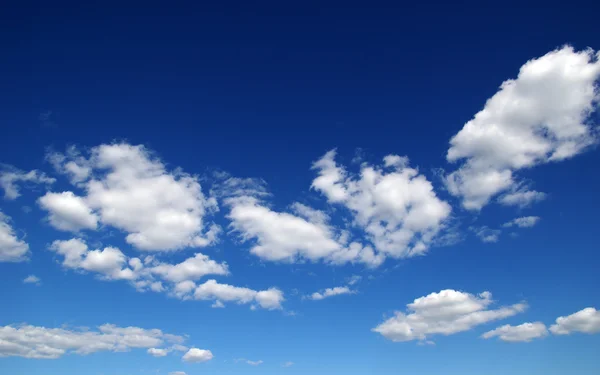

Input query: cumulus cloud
[482,322,548,342]
[0,166,55,200]
[182,348,213,363]
[23,275,41,285]
[193,279,284,310]
[312,150,451,259]
[48,238,279,309]
[49,143,219,251]
[0,323,185,359]
[0,211,29,262]
[503,216,540,228]
[38,191,98,232]
[372,289,526,342]
[309,286,354,301]
[445,46,600,210]
[549,307,600,335]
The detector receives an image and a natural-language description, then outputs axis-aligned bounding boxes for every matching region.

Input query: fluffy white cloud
[148,347,169,357]
[498,189,546,208]
[503,216,540,228]
[312,150,451,259]
[445,46,600,210]
[310,286,354,301]
[50,143,219,251]
[38,191,98,232]
[193,279,284,310]
[482,322,548,342]
[149,253,229,283]
[0,166,55,200]
[0,211,29,262]
[372,289,526,342]
[23,275,41,285]
[471,226,501,243]
[49,239,137,281]
[0,323,185,359]
[549,307,600,335]
[182,348,213,363]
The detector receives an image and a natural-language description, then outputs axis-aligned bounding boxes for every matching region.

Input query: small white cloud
[471,226,501,243]
[549,307,600,335]
[310,286,354,301]
[498,189,547,208]
[194,279,284,310]
[246,360,263,366]
[23,275,41,285]
[372,289,526,342]
[148,347,169,357]
[282,361,294,367]
[182,348,213,363]
[0,211,29,262]
[346,275,362,286]
[503,216,540,228]
[482,322,548,342]
[169,372,187,375]
[38,191,99,232]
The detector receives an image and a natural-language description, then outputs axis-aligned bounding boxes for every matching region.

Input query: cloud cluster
[49,238,283,310]
[0,323,184,359]
[372,289,526,342]
[0,211,29,262]
[42,143,220,251]
[446,46,600,210]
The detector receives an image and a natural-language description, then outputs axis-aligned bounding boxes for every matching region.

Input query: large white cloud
[481,322,548,342]
[549,307,600,335]
[49,143,220,251]
[0,211,30,262]
[0,323,185,359]
[445,46,600,210]
[0,166,55,200]
[309,286,354,301]
[312,150,451,259]
[38,191,98,232]
[372,289,526,342]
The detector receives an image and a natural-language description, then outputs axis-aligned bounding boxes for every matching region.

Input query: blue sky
[1,2,600,374]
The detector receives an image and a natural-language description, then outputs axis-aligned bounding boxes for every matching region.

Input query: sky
[1,1,600,375]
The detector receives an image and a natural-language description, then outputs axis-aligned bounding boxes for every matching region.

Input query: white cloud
[0,211,29,262]
[49,239,137,281]
[482,322,548,342]
[471,226,501,243]
[149,253,229,283]
[0,166,55,200]
[148,347,169,357]
[347,275,362,285]
[310,286,354,301]
[193,279,284,310]
[445,46,600,210]
[50,143,219,251]
[169,372,187,375]
[48,239,278,309]
[498,189,547,208]
[47,146,92,185]
[182,348,213,363]
[549,307,600,335]
[312,150,451,259]
[38,191,98,232]
[246,360,263,365]
[282,361,294,367]
[372,289,527,342]
[503,216,540,228]
[0,323,185,359]
[23,275,41,285]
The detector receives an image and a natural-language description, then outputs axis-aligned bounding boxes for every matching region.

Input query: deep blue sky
[1,1,599,374]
